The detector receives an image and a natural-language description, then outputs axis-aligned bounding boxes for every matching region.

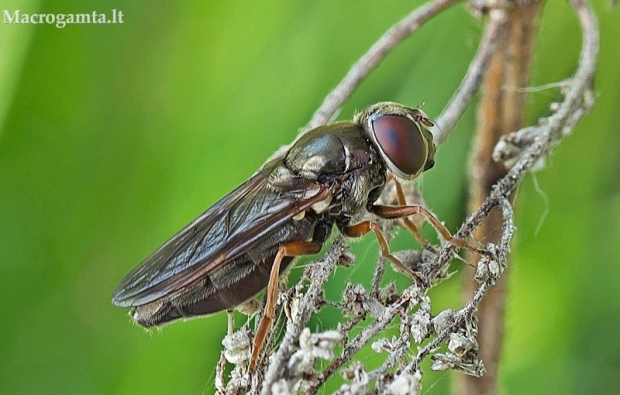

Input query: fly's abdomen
[130,215,318,327]
[131,253,296,327]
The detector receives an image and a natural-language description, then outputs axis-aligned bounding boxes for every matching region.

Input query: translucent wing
[112,159,328,307]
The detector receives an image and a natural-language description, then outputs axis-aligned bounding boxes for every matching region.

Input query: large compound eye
[372,115,428,177]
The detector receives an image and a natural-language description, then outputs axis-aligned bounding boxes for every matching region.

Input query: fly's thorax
[283,119,387,220]
[330,162,386,220]
[285,122,375,181]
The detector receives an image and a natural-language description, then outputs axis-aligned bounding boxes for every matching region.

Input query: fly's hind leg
[250,240,323,372]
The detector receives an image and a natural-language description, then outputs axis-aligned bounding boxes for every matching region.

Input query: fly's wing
[112,159,329,308]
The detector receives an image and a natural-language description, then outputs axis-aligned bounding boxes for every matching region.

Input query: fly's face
[355,102,437,181]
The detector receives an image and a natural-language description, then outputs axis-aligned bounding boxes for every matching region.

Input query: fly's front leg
[391,180,432,250]
[368,204,489,256]
[250,240,322,372]
[341,221,424,284]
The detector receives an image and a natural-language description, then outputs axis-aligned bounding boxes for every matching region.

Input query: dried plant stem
[411,198,515,371]
[457,2,543,394]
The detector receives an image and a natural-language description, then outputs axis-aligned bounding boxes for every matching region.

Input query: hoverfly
[112,102,466,369]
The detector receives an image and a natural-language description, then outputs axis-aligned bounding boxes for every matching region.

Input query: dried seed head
[235,298,261,316]
[271,379,293,395]
[338,248,356,268]
[392,250,423,273]
[387,371,422,395]
[493,125,548,170]
[411,308,432,343]
[378,281,400,305]
[431,309,457,335]
[371,335,398,354]
[431,353,485,377]
[474,243,502,284]
[448,333,477,357]
[336,362,369,395]
[287,329,342,375]
[342,283,384,318]
[221,328,251,365]
[284,289,302,321]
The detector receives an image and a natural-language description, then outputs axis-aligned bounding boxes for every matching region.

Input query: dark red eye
[372,115,427,177]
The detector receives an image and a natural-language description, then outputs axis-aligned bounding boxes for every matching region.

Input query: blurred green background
[1,0,619,394]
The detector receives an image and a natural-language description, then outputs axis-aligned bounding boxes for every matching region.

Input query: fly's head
[355,102,437,181]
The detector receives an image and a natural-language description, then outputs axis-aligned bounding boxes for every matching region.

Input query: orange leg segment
[369,203,488,256]
[382,179,487,255]
[341,221,423,283]
[392,180,432,249]
[250,240,322,371]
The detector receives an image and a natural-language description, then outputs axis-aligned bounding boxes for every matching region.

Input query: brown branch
[457,1,543,394]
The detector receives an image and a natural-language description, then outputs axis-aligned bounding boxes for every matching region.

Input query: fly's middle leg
[340,220,424,285]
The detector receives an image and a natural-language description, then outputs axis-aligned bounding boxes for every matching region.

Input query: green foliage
[0,0,618,394]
